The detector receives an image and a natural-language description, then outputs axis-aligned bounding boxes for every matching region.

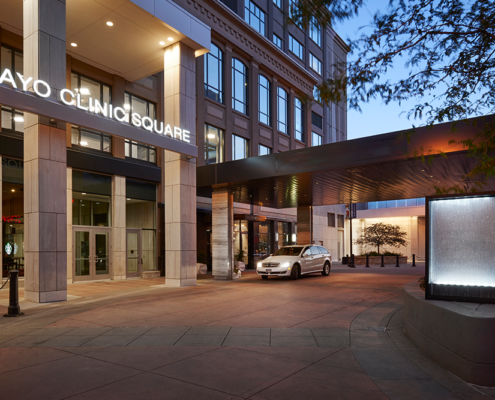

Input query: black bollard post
[395,254,400,268]
[365,253,370,268]
[380,254,385,267]
[412,254,416,267]
[3,270,24,318]
[348,253,356,268]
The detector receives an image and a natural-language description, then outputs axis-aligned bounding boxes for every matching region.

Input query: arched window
[204,43,224,103]
[232,58,248,114]
[258,75,271,126]
[277,87,288,134]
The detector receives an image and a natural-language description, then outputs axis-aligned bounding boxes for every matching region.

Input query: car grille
[262,262,280,268]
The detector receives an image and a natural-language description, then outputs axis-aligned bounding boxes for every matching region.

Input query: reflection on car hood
[260,255,301,265]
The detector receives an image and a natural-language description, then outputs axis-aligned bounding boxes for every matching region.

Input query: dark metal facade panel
[0,135,23,159]
[68,150,161,183]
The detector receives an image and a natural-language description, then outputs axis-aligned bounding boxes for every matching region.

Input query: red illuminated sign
[2,215,22,224]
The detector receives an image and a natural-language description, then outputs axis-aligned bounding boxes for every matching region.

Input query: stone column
[24,0,67,303]
[66,167,72,285]
[212,189,233,280]
[163,42,197,287]
[297,205,313,245]
[112,175,126,280]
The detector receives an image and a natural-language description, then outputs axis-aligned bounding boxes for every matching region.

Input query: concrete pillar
[297,205,313,245]
[163,42,197,287]
[23,0,67,303]
[66,167,72,285]
[212,189,234,280]
[112,175,126,280]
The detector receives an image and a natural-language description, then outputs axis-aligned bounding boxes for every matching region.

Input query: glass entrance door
[126,229,141,278]
[73,227,111,281]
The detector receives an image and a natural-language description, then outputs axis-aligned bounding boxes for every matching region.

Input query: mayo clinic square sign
[426,192,495,303]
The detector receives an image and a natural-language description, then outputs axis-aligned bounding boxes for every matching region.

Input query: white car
[257,245,332,280]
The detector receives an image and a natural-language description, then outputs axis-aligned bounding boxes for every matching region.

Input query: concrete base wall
[403,281,495,386]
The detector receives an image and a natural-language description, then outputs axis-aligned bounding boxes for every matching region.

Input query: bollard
[3,270,24,318]
[348,253,356,268]
[412,254,416,267]
[380,254,385,267]
[395,254,400,268]
[365,254,370,268]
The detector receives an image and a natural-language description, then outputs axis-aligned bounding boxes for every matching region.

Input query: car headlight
[280,262,290,269]
[257,262,262,269]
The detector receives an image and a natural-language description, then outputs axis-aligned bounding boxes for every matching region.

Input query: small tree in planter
[354,223,408,254]
[233,249,245,277]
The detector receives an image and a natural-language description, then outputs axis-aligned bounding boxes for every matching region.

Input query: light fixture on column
[71,43,77,47]
[106,21,114,26]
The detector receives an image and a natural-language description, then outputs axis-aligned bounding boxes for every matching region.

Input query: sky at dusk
[333,0,436,140]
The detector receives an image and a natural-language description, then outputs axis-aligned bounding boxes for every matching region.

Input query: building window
[232,58,249,114]
[309,17,321,46]
[259,144,271,156]
[337,215,345,228]
[71,72,111,110]
[204,124,224,165]
[124,93,155,122]
[313,86,321,103]
[294,98,304,142]
[72,126,111,153]
[273,34,283,49]
[258,75,271,126]
[277,87,288,134]
[233,135,249,160]
[328,213,335,227]
[273,0,282,9]
[312,112,323,129]
[244,0,266,36]
[289,35,304,60]
[312,132,322,146]
[309,53,322,75]
[204,43,223,103]
[125,141,156,163]
[1,45,24,134]
[288,0,303,28]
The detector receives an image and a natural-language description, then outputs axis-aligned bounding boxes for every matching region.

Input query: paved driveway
[0,264,493,399]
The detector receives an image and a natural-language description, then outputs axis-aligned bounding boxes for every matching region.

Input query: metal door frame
[126,228,142,278]
[73,226,112,282]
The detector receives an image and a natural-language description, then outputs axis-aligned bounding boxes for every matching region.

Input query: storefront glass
[252,221,271,265]
[126,180,157,274]
[233,220,248,264]
[277,221,291,248]
[2,158,24,277]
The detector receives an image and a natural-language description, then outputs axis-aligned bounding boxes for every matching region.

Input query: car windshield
[273,246,304,256]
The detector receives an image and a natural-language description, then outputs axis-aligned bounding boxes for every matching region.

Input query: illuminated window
[124,93,156,122]
[245,0,266,36]
[309,18,321,46]
[309,53,322,75]
[233,135,249,160]
[1,45,24,134]
[232,58,249,114]
[277,87,288,134]
[204,43,224,103]
[312,132,322,146]
[125,140,156,163]
[259,144,271,156]
[71,126,111,153]
[258,75,271,126]
[204,124,224,165]
[71,72,111,110]
[294,98,304,141]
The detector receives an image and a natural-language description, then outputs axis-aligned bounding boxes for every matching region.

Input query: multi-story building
[0,0,348,302]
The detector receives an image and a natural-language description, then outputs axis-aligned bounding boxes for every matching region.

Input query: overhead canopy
[197,117,495,208]
[0,0,210,81]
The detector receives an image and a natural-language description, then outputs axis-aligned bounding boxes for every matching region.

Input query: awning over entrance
[197,117,495,208]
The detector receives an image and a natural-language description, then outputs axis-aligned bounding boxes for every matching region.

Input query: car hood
[260,255,301,265]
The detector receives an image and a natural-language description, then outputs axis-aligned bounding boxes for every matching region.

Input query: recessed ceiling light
[11,189,15,192]
[167,37,174,41]
[71,43,77,47]
[159,41,165,46]
[106,21,114,26]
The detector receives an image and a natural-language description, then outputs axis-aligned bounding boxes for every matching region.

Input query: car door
[310,246,323,271]
[300,246,314,273]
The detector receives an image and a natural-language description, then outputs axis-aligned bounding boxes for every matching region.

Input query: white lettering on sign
[0,68,192,144]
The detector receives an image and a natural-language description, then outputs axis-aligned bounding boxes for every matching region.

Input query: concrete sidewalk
[0,265,493,399]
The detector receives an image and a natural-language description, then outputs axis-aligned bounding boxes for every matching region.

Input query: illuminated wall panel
[427,193,495,302]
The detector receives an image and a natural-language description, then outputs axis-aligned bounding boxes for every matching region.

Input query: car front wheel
[290,264,300,280]
[322,262,331,276]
